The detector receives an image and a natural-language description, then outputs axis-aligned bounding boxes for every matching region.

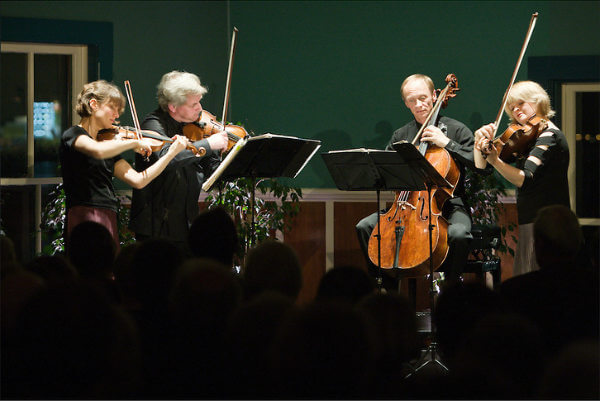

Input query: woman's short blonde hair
[505,81,555,122]
[76,80,126,118]
[156,71,207,111]
[401,74,435,100]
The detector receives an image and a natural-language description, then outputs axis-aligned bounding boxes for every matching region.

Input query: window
[1,42,87,260]
[561,83,600,224]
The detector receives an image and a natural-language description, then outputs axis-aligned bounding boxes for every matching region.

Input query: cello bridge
[399,201,417,210]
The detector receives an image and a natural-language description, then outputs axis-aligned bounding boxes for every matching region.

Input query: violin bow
[124,80,149,159]
[221,27,239,127]
[492,12,539,138]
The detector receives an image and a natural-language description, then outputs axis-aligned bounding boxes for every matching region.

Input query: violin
[490,114,547,163]
[484,13,540,162]
[97,125,206,157]
[183,110,248,152]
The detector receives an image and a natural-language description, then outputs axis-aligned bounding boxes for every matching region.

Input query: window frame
[1,41,87,253]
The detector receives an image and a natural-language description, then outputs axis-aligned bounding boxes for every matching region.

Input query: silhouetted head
[7,281,141,398]
[188,207,238,267]
[25,255,78,284]
[358,292,419,366]
[534,205,583,269]
[316,265,375,304]
[130,238,183,311]
[169,258,242,334]
[269,301,374,398]
[433,281,505,369]
[243,240,302,301]
[537,340,600,399]
[67,221,116,279]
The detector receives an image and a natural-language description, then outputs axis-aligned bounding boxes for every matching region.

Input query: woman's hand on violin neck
[166,135,190,156]
[475,123,496,141]
[134,140,153,157]
[207,131,229,151]
[476,137,499,163]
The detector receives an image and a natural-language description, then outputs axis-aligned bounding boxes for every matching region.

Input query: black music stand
[203,133,321,249]
[391,140,453,376]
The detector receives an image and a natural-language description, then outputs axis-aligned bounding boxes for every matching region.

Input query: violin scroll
[435,73,460,109]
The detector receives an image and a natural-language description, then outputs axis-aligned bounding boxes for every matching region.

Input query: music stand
[203,133,321,248]
[321,146,451,293]
[391,140,453,376]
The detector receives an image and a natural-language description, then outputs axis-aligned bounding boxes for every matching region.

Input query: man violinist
[129,71,229,253]
[355,74,491,291]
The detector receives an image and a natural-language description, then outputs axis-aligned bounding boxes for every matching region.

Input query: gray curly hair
[156,71,207,111]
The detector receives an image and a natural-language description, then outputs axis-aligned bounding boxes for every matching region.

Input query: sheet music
[327,148,390,154]
[202,136,248,192]
[201,133,321,192]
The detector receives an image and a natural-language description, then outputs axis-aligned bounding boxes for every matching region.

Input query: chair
[463,224,502,288]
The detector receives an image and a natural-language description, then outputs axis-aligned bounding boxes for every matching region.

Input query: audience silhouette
[536,339,600,399]
[67,221,120,303]
[316,264,376,304]
[223,291,297,398]
[188,206,239,267]
[2,202,598,399]
[357,292,420,397]
[268,300,375,398]
[499,205,599,355]
[4,281,142,399]
[433,281,506,370]
[25,254,78,285]
[242,239,302,301]
[164,258,242,398]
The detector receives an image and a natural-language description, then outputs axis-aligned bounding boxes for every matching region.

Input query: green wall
[1,1,230,123]
[229,1,600,187]
[2,1,599,188]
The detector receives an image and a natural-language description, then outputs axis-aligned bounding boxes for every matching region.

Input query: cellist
[474,81,570,276]
[356,74,492,291]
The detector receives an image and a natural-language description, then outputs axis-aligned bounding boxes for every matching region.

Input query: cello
[367,74,460,276]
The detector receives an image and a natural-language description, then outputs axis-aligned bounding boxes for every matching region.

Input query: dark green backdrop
[2,1,599,188]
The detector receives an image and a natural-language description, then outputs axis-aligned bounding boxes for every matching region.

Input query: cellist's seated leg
[356,212,402,293]
[355,211,378,269]
[441,207,473,287]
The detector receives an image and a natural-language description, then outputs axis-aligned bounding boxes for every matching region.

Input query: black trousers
[355,203,472,291]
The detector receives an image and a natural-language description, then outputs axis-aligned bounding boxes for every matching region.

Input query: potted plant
[40,184,134,255]
[464,169,517,257]
[203,177,302,262]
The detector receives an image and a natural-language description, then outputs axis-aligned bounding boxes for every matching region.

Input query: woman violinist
[474,81,570,276]
[59,80,190,249]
